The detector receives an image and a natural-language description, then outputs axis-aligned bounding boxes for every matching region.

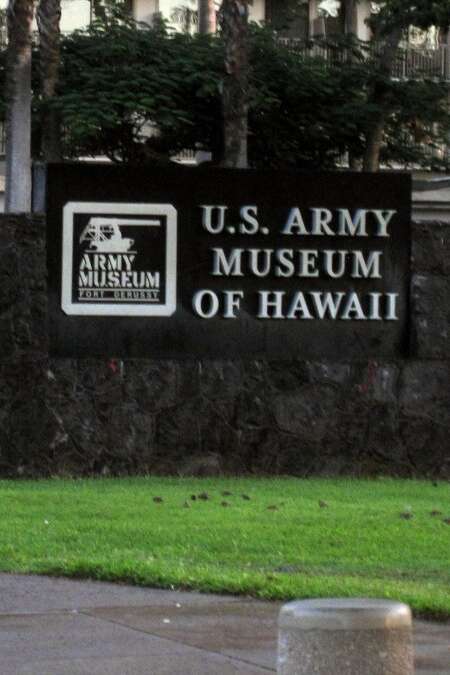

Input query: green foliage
[57,18,450,169]
[247,30,370,168]
[57,16,223,162]
[0,10,448,169]
[380,78,450,170]
[247,29,449,170]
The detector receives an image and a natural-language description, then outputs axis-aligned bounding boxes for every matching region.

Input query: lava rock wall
[0,215,449,478]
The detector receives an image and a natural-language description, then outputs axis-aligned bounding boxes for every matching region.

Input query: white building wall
[158,0,190,24]
[355,0,372,41]
[60,0,91,32]
[133,0,159,25]
[249,0,266,24]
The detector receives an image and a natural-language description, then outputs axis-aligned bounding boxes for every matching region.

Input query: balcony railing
[278,38,450,81]
[391,45,449,80]
[1,23,449,81]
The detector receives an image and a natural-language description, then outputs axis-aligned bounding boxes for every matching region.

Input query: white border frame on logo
[62,202,177,316]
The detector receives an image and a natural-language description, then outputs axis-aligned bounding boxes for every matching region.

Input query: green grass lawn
[0,477,449,619]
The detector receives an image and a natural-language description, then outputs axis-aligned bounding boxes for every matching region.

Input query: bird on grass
[241,494,251,500]
[400,512,413,520]
[430,510,442,517]
[153,496,163,504]
[318,500,328,508]
[198,492,209,501]
[221,501,230,507]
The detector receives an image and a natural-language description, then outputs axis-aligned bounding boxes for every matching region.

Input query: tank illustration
[80,218,135,253]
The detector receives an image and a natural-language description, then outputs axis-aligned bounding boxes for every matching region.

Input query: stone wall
[0,215,449,478]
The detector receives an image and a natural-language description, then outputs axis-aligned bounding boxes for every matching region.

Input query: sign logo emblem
[80,218,135,253]
[61,202,177,316]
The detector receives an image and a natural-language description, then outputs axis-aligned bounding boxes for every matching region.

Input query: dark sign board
[46,163,411,359]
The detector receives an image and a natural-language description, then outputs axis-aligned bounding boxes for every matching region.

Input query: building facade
[0,0,373,40]
[0,1,446,45]
[132,0,373,40]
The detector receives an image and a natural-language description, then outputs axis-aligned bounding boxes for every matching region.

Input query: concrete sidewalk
[0,574,448,674]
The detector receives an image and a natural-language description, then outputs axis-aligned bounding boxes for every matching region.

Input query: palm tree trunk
[4,0,34,213]
[221,0,248,168]
[363,117,386,172]
[341,0,360,168]
[37,0,62,161]
[363,26,403,172]
[198,0,216,34]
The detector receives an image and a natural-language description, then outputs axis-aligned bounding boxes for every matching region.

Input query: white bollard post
[278,598,413,675]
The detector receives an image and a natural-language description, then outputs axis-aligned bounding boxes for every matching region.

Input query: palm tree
[171,2,198,33]
[4,0,34,213]
[37,0,62,161]
[220,0,248,168]
[362,24,403,171]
